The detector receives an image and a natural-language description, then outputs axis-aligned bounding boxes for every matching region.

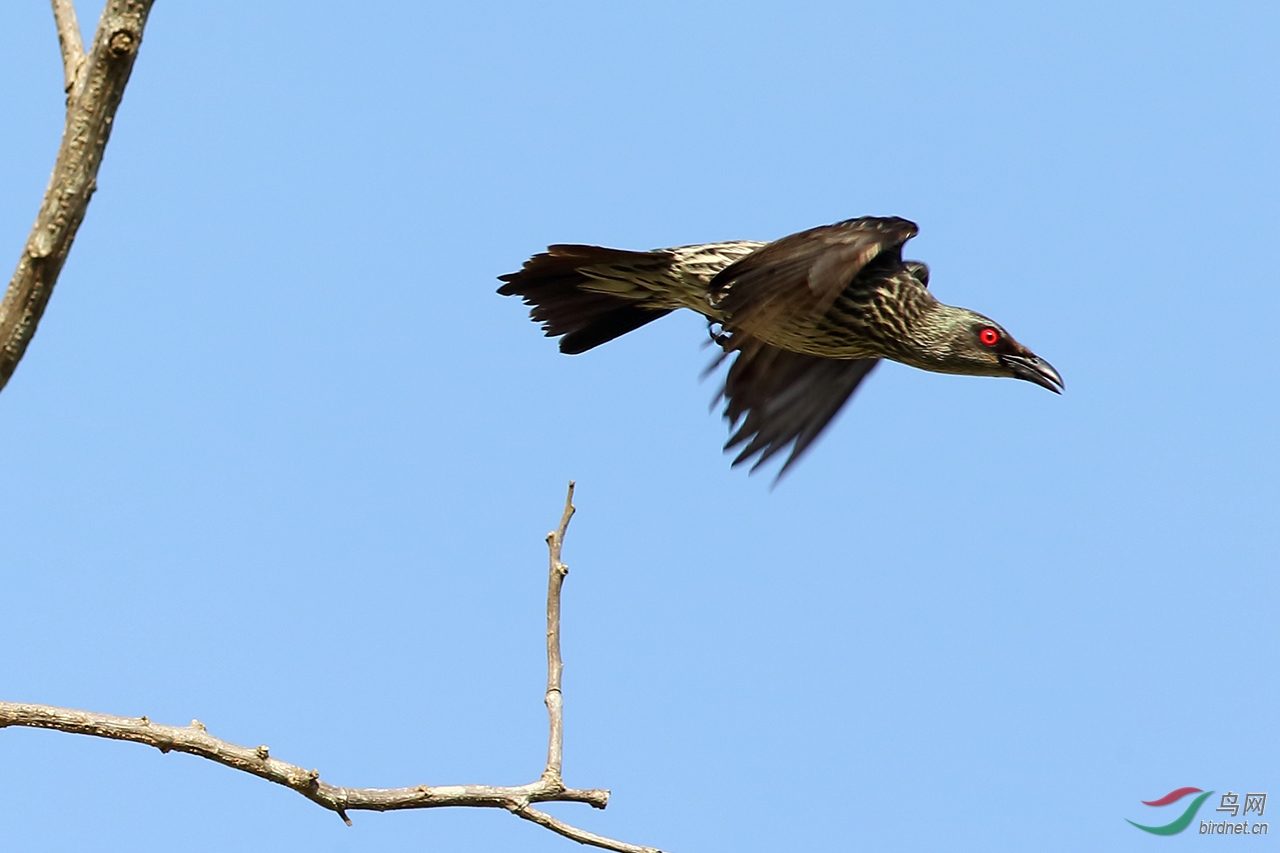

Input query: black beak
[1002,353,1064,394]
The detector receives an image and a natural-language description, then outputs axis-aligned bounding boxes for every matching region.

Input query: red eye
[979,327,1000,347]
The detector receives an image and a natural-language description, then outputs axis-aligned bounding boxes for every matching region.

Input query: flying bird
[499,216,1062,476]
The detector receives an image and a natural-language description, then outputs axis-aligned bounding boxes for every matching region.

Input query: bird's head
[904,305,1063,393]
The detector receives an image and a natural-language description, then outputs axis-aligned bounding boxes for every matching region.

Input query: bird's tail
[497,245,679,354]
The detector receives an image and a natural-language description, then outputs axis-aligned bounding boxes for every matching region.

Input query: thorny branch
[0,0,154,394]
[0,484,662,853]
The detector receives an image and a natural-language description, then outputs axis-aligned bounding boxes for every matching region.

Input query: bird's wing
[710,217,918,334]
[711,336,880,478]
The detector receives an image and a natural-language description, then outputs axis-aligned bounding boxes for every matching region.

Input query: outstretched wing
[710,216,918,335]
[712,336,880,478]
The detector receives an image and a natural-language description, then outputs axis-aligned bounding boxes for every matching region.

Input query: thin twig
[0,0,154,395]
[0,484,664,853]
[518,804,663,853]
[543,480,576,782]
[51,0,87,96]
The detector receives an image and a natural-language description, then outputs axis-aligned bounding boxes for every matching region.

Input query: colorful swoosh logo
[1142,787,1203,807]
[1127,788,1214,835]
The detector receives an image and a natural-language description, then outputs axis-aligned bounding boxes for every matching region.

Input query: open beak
[1001,352,1064,394]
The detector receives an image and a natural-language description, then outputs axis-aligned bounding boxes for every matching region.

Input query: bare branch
[0,703,609,817]
[519,804,663,853]
[51,0,87,96]
[0,484,664,853]
[543,480,576,782]
[0,0,154,395]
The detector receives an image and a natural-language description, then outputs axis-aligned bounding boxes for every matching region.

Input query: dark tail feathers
[498,245,674,354]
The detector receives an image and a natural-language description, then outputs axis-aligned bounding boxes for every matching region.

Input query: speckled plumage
[499,216,1061,476]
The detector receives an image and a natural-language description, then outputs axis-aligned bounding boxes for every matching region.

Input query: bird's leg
[706,321,731,348]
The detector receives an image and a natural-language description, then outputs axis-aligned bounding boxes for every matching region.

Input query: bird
[498,216,1062,476]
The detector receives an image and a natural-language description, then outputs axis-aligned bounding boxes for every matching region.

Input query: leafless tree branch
[51,0,87,96]
[0,483,663,853]
[543,480,575,782]
[0,0,154,394]
[4,8,662,849]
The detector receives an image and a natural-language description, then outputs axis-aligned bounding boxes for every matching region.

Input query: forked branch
[0,0,154,394]
[2,9,661,850]
[0,484,662,853]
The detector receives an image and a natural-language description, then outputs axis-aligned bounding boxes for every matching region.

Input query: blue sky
[1,2,1276,850]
